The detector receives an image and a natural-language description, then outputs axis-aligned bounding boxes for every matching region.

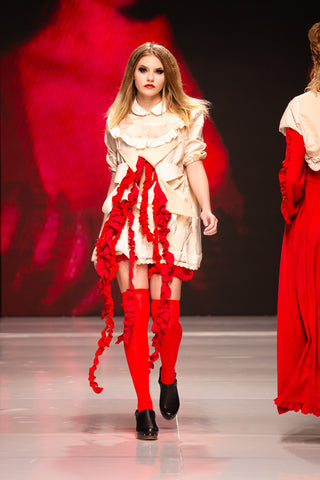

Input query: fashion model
[89,43,218,438]
[275,22,320,416]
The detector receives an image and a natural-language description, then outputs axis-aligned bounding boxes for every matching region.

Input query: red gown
[275,127,320,416]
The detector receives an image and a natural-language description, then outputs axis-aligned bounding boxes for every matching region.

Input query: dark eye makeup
[137,66,164,74]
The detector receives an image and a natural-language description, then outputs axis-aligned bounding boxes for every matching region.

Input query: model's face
[134,55,165,101]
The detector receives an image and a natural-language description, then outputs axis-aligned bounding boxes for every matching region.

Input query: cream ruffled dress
[88,100,208,393]
[101,99,207,270]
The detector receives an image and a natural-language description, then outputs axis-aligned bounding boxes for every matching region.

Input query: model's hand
[200,210,218,235]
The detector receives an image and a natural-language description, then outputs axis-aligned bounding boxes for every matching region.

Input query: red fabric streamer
[88,157,186,393]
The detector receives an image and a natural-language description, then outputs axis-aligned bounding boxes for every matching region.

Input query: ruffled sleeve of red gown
[279,127,306,225]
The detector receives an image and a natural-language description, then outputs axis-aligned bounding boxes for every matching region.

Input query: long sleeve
[182,112,207,167]
[104,119,118,172]
[279,127,306,225]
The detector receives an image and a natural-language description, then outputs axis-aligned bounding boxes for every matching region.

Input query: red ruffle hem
[88,157,193,394]
[275,128,320,416]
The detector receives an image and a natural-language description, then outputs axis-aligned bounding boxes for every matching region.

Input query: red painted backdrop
[1,0,243,315]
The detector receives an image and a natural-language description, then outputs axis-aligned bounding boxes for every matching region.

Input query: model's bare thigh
[116,261,182,300]
[116,260,149,293]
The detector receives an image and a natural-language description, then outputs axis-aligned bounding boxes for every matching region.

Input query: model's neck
[135,94,162,112]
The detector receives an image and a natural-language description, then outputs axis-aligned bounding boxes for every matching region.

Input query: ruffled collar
[108,106,201,150]
[132,99,166,116]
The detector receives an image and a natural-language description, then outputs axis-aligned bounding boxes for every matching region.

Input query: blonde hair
[306,22,320,92]
[108,42,210,128]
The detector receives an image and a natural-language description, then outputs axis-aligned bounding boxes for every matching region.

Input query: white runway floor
[1,315,320,480]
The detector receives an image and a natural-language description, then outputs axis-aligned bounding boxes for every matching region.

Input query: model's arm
[279,128,306,225]
[186,160,218,235]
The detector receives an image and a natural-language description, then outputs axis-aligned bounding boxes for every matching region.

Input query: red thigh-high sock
[151,299,182,385]
[122,288,153,412]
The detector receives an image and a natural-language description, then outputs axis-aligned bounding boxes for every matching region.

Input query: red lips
[144,84,155,88]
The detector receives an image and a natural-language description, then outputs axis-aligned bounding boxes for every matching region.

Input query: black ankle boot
[135,409,158,440]
[158,368,180,420]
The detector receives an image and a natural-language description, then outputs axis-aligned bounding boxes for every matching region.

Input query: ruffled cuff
[183,140,207,166]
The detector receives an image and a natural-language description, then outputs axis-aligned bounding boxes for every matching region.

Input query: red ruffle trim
[279,128,306,225]
[118,255,193,281]
[116,288,135,346]
[148,263,193,281]
[279,129,293,225]
[142,164,175,370]
[88,160,142,393]
[274,398,320,417]
[89,157,190,393]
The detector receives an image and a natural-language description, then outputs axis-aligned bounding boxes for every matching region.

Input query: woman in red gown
[275,22,320,416]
